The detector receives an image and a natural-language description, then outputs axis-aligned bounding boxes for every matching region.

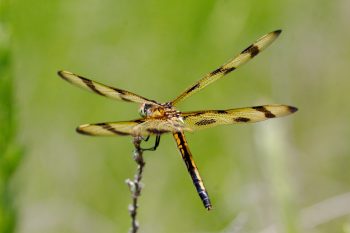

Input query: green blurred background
[1,0,350,232]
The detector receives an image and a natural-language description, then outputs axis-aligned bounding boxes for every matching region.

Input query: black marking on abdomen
[195,119,216,126]
[174,132,212,210]
[253,106,275,118]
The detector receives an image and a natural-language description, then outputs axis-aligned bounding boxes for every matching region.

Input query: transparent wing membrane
[76,118,190,136]
[182,105,297,130]
[171,30,282,105]
[58,71,158,105]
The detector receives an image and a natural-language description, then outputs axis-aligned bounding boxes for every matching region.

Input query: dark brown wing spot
[273,29,282,36]
[134,119,145,124]
[242,44,260,58]
[287,106,298,113]
[76,127,94,135]
[182,112,203,119]
[146,128,170,134]
[210,67,235,76]
[253,106,275,118]
[111,88,132,102]
[58,71,72,82]
[195,119,216,126]
[215,110,228,114]
[222,67,236,75]
[80,77,106,96]
[115,89,126,95]
[210,67,223,76]
[186,83,200,94]
[234,117,250,122]
[192,112,204,116]
[120,96,132,102]
[96,123,130,135]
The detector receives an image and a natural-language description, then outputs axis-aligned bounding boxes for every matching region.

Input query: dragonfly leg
[141,135,150,142]
[141,135,161,151]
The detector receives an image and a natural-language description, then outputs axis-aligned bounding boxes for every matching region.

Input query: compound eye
[139,109,145,117]
[139,104,146,117]
[139,103,152,117]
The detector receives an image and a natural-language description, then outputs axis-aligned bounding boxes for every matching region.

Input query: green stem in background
[0,1,23,232]
[125,137,146,233]
[259,192,350,232]
[254,122,299,233]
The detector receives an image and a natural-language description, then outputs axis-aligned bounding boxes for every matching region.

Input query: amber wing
[171,30,282,105]
[58,70,158,105]
[76,118,190,136]
[182,105,297,130]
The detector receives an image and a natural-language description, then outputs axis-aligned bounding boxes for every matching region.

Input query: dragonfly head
[139,103,156,117]
[139,102,173,118]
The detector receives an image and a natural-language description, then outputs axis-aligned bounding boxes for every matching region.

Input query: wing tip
[287,105,298,113]
[57,70,67,76]
[273,29,282,36]
[57,70,64,78]
[57,70,73,81]
[76,125,93,136]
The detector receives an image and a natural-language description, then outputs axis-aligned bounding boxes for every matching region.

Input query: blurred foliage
[1,0,350,233]
[0,0,23,232]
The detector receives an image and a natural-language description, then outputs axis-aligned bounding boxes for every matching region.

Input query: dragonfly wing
[58,71,158,105]
[171,30,282,105]
[76,118,187,136]
[182,105,297,130]
[76,119,145,136]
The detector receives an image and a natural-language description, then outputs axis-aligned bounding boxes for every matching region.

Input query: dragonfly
[58,30,297,210]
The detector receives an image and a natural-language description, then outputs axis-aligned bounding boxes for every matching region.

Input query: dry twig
[126,136,146,233]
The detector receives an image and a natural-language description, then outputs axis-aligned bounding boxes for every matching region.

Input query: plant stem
[126,136,146,233]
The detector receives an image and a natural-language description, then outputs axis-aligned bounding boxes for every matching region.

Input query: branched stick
[126,136,146,233]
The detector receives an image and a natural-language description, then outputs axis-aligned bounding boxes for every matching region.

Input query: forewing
[171,30,282,105]
[76,119,144,136]
[76,118,188,136]
[58,70,157,105]
[182,105,297,130]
